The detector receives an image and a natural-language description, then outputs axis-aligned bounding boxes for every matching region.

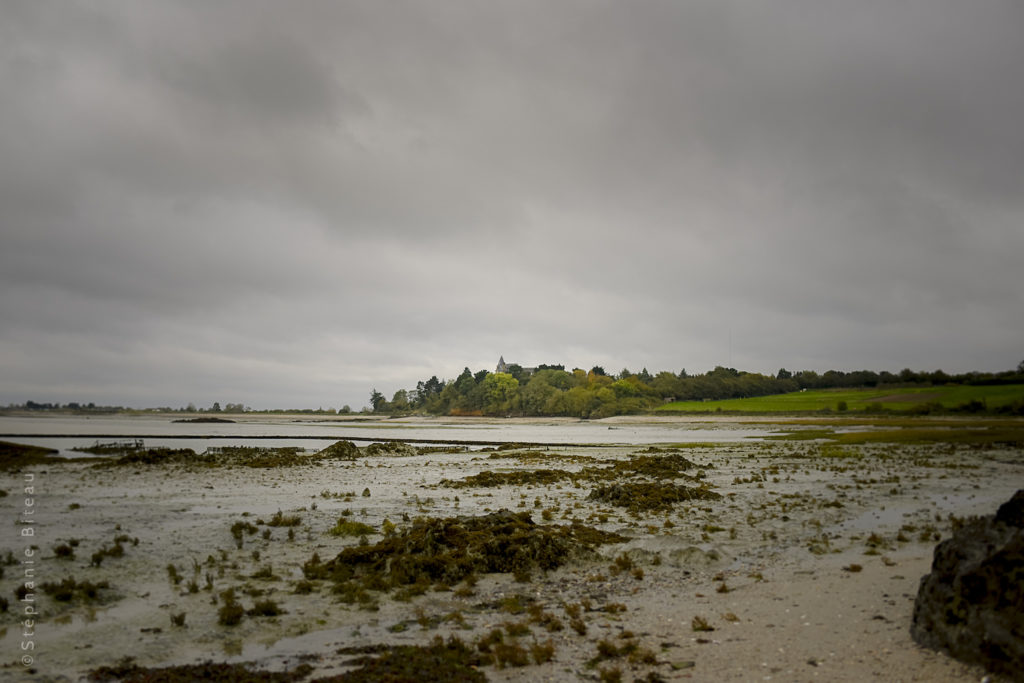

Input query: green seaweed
[0,441,63,470]
[333,635,486,682]
[365,441,418,457]
[318,440,361,460]
[588,482,721,512]
[441,469,576,488]
[87,659,312,682]
[306,510,626,593]
[607,452,699,479]
[329,520,376,537]
[441,452,704,490]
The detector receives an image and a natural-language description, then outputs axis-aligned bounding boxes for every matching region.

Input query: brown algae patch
[483,448,596,465]
[303,510,626,598]
[0,440,64,470]
[92,439,366,469]
[97,447,201,466]
[588,482,722,512]
[440,468,576,488]
[440,450,705,489]
[84,439,467,471]
[335,635,488,681]
[605,450,702,479]
[87,659,314,682]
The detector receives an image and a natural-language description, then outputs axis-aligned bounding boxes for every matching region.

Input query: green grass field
[656,384,1024,414]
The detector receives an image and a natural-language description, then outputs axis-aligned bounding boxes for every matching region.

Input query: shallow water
[0,414,771,457]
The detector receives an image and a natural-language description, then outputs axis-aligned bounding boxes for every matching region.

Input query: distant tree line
[3,401,351,415]
[369,361,1024,418]
[8,362,1023,418]
[10,400,127,413]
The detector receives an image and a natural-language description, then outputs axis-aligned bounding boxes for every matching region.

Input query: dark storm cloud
[1,1,1022,409]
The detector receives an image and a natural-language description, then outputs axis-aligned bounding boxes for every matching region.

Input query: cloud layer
[2,1,1022,409]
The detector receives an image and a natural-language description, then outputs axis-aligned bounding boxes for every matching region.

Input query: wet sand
[1,422,1020,681]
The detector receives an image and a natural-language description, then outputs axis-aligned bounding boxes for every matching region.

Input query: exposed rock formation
[911,490,1024,680]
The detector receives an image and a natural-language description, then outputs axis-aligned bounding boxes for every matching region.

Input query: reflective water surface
[0,414,771,457]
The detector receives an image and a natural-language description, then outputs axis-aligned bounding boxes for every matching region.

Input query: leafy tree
[423,375,444,396]
[390,389,409,412]
[562,386,594,417]
[536,363,565,371]
[589,387,618,418]
[521,374,558,415]
[652,371,680,399]
[369,389,386,413]
[481,373,519,415]
[533,368,574,391]
[611,378,642,399]
[454,368,475,392]
[505,363,530,384]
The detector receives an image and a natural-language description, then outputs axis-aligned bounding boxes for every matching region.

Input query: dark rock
[910,489,1024,681]
[996,490,1024,527]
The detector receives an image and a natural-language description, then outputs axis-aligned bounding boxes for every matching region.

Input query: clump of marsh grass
[329,519,375,537]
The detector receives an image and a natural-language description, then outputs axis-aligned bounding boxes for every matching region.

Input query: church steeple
[496,356,507,373]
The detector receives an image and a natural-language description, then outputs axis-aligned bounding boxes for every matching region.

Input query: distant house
[496,356,537,377]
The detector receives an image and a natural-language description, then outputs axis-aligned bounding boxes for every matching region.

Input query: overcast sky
[1,1,1022,410]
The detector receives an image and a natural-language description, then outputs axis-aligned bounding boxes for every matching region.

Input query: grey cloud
[1,1,1022,409]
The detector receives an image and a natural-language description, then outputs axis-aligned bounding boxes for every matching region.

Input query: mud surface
[1,424,1022,681]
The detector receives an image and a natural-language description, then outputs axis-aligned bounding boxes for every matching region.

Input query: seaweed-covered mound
[331,636,487,682]
[365,441,418,457]
[72,440,146,455]
[911,489,1024,680]
[107,448,199,466]
[440,468,576,488]
[88,659,313,682]
[305,510,626,589]
[607,452,699,479]
[441,451,703,490]
[208,446,310,468]
[588,482,722,512]
[0,441,62,470]
[318,440,361,460]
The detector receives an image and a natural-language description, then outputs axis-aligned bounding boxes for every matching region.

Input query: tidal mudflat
[1,418,1021,681]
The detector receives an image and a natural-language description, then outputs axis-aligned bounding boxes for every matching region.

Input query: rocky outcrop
[911,490,1024,680]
